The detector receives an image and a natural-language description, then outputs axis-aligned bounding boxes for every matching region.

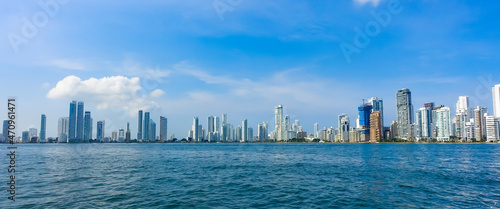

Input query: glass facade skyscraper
[358,104,372,134]
[143,112,150,141]
[160,116,168,142]
[84,111,92,141]
[76,101,84,141]
[68,101,77,141]
[40,114,46,142]
[137,110,143,141]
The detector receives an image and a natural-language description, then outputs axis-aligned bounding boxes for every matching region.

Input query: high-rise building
[396,88,413,139]
[40,114,46,143]
[340,115,350,142]
[416,107,431,139]
[339,113,350,142]
[143,112,150,141]
[29,128,37,141]
[96,121,105,141]
[369,97,384,128]
[456,96,474,140]
[283,115,290,141]
[435,107,451,141]
[84,111,92,141]
[137,110,143,140]
[358,104,372,134]
[242,119,248,142]
[263,122,269,140]
[112,131,118,142]
[2,120,8,138]
[150,120,156,142]
[486,115,499,141]
[160,116,168,142]
[370,111,382,142]
[258,124,264,141]
[248,127,253,141]
[76,101,84,141]
[58,117,69,143]
[118,129,125,143]
[126,122,131,142]
[390,121,398,139]
[314,123,319,138]
[68,100,77,141]
[275,105,283,140]
[22,131,29,143]
[193,117,199,142]
[207,116,214,133]
[475,106,488,140]
[494,84,500,118]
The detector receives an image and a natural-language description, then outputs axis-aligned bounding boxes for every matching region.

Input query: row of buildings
[2,84,500,143]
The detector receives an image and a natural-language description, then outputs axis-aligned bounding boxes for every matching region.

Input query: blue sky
[1,0,500,138]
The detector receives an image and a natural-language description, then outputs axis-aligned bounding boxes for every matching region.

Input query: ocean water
[1,143,500,208]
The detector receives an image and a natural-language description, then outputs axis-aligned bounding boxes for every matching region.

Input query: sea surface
[1,143,500,208]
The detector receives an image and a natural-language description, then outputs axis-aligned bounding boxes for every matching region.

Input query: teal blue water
[1,143,500,208]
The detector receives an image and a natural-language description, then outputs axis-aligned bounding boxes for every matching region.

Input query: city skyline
[1,1,500,140]
[2,85,500,143]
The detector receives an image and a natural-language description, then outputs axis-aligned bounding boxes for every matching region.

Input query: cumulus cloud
[354,0,382,6]
[47,75,164,116]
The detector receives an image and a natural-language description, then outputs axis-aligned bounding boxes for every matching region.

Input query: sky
[1,0,500,139]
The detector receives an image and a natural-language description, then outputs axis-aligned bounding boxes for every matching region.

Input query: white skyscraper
[283,115,290,141]
[486,115,499,142]
[493,84,500,118]
[416,107,431,139]
[314,123,319,138]
[435,107,452,141]
[192,117,199,142]
[340,115,350,142]
[455,96,475,140]
[275,105,283,141]
[242,119,248,142]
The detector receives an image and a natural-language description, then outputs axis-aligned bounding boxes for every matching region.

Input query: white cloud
[354,0,382,6]
[48,59,87,70]
[47,75,164,116]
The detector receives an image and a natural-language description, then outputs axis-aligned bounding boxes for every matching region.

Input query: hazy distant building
[160,116,168,142]
[40,114,46,143]
[456,96,474,140]
[370,111,382,142]
[3,120,8,139]
[22,131,29,143]
[58,117,69,143]
[150,120,156,142]
[97,121,105,141]
[143,112,150,142]
[84,111,92,141]
[137,110,143,141]
[396,88,414,139]
[118,128,125,143]
[126,122,131,142]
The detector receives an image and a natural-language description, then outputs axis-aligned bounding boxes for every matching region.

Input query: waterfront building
[396,88,414,139]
